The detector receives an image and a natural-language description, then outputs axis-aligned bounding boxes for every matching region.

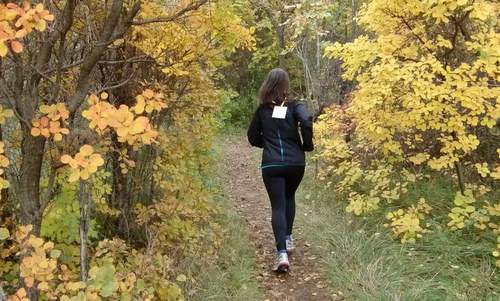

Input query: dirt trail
[220,134,334,301]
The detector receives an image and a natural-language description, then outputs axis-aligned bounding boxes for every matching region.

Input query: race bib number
[272,106,287,119]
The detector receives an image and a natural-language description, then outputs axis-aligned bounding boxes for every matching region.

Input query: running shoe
[273,251,290,272]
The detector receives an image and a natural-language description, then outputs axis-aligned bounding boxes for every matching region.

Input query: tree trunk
[0,126,8,204]
[277,24,286,68]
[454,161,465,195]
[351,0,358,39]
[79,180,90,281]
[18,129,46,235]
[110,146,131,240]
[16,129,46,300]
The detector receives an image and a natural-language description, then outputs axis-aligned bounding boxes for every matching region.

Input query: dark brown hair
[258,68,290,105]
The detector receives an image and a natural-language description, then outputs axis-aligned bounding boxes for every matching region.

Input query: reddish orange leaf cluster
[0,2,54,57]
[31,103,70,141]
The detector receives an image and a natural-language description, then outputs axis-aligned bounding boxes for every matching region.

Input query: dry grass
[296,172,499,301]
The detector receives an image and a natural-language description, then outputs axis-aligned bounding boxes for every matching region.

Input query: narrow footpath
[220,134,335,301]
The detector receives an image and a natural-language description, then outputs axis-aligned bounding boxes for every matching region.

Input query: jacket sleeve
[247,107,263,148]
[294,102,314,152]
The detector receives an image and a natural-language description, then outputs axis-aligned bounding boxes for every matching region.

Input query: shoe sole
[275,262,290,273]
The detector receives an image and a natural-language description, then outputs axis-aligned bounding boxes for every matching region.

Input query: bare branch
[67,0,126,114]
[98,56,153,65]
[95,72,136,94]
[131,0,209,25]
[35,0,77,74]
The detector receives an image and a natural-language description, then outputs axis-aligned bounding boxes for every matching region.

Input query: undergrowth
[182,134,262,301]
[297,168,499,301]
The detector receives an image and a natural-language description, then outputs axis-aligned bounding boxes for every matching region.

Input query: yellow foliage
[132,89,167,114]
[132,0,255,79]
[346,193,380,216]
[4,226,184,300]
[314,105,412,214]
[13,225,60,292]
[134,86,223,255]
[448,190,476,230]
[82,92,160,147]
[0,105,14,124]
[317,0,500,249]
[324,0,500,172]
[446,189,499,235]
[2,0,249,299]
[91,170,119,216]
[494,236,500,268]
[60,145,105,182]
[385,199,432,243]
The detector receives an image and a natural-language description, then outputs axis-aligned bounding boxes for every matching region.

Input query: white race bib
[272,106,287,119]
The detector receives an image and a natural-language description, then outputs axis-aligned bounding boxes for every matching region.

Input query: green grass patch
[181,133,262,301]
[186,195,262,301]
[296,169,499,301]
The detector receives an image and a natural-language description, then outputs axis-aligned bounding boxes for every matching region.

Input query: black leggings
[262,165,305,251]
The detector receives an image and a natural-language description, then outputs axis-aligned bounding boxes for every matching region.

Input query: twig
[95,72,135,94]
[131,0,209,25]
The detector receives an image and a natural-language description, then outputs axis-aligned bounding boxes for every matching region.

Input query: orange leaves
[13,225,61,293]
[15,3,55,32]
[0,2,54,57]
[8,288,29,301]
[10,40,22,53]
[111,114,158,146]
[132,89,167,114]
[107,105,135,136]
[83,90,163,147]
[40,103,70,120]
[82,93,115,133]
[0,141,10,190]
[60,145,105,182]
[31,103,70,141]
[78,89,163,179]
[30,117,70,141]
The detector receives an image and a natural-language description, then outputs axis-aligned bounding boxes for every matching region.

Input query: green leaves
[0,227,9,240]
[155,280,183,301]
[88,263,117,297]
[50,249,62,259]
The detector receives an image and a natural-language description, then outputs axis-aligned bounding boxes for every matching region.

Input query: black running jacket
[247,100,314,168]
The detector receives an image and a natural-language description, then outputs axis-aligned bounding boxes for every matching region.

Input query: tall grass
[296,170,499,301]
[181,134,262,301]
[186,195,262,301]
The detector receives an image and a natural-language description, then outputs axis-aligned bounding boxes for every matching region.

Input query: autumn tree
[285,0,363,113]
[0,0,254,298]
[314,0,499,252]
[325,0,499,185]
[0,0,211,232]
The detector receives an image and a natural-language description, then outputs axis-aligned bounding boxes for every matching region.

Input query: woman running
[247,68,314,272]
